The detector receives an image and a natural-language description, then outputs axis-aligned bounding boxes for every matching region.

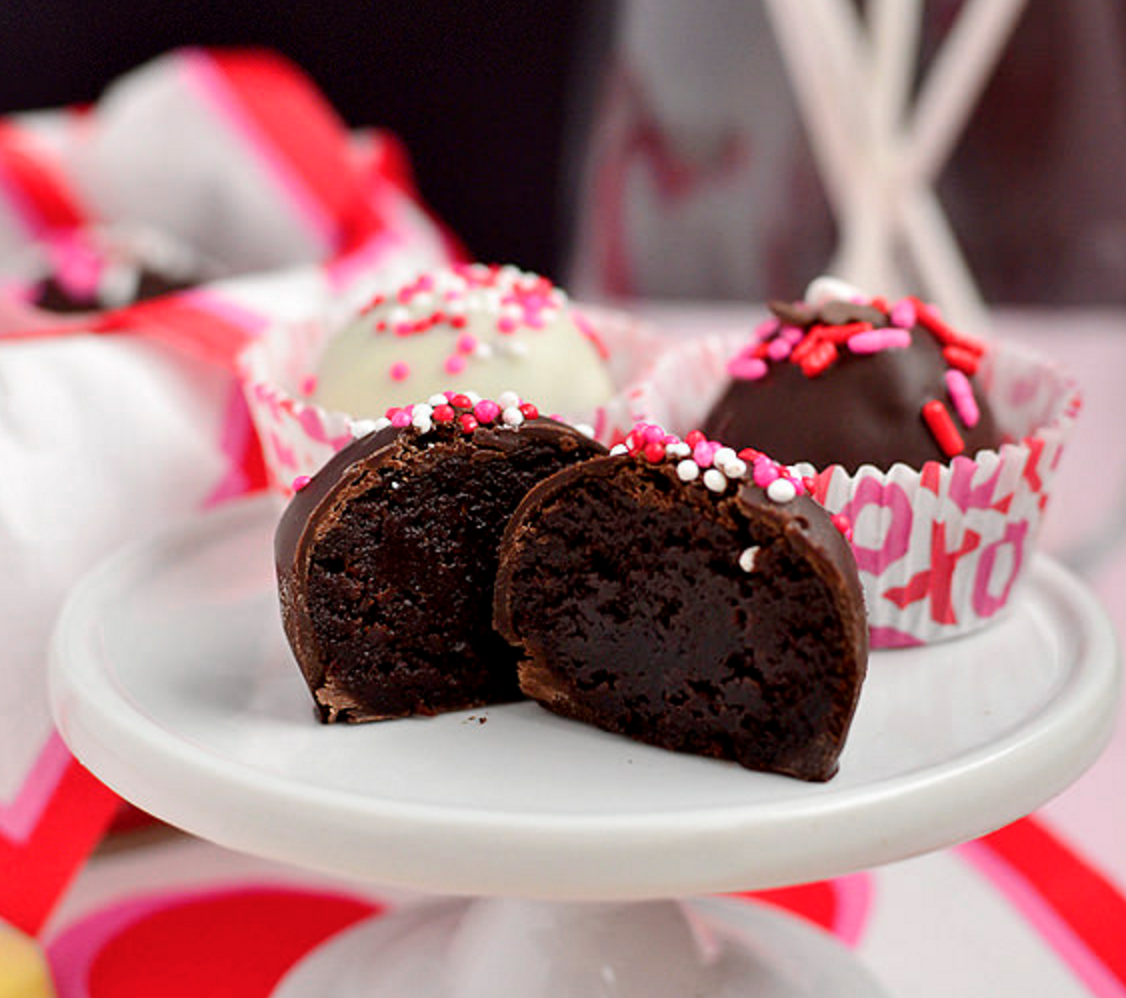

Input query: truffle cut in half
[275,393,606,723]
[494,425,869,781]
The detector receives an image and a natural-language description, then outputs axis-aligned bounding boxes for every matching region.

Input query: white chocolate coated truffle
[314,263,615,418]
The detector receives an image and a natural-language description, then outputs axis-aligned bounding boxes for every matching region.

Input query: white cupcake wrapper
[238,304,668,494]
[620,332,1081,647]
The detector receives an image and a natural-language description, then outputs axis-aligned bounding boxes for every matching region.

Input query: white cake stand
[49,496,1120,997]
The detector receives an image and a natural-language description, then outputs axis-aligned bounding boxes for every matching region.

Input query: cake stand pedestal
[49,497,1121,997]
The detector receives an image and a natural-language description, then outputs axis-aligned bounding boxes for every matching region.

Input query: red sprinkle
[737,447,761,462]
[799,339,838,377]
[922,399,965,458]
[943,344,981,376]
[293,475,312,492]
[432,404,455,423]
[831,513,853,539]
[459,414,479,433]
[685,430,706,449]
[449,393,473,409]
[518,402,539,420]
[643,441,666,463]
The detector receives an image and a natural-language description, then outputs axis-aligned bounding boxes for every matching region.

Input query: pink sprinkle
[389,362,410,381]
[780,324,805,344]
[390,410,412,428]
[393,322,414,337]
[693,441,719,467]
[474,399,501,423]
[945,369,981,428]
[298,374,317,396]
[643,424,666,444]
[890,299,917,329]
[847,327,912,354]
[292,475,312,491]
[445,354,467,375]
[753,317,780,342]
[767,337,793,361]
[456,333,478,354]
[498,316,518,334]
[753,458,780,488]
[727,356,768,380]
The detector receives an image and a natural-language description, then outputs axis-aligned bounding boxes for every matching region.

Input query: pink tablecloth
[35,306,1126,998]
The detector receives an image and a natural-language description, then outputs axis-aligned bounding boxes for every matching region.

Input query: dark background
[0,0,599,282]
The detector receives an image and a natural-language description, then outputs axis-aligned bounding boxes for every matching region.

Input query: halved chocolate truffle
[494,426,868,781]
[275,394,606,723]
[703,295,1001,473]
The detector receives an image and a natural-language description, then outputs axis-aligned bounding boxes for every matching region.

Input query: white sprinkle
[388,305,409,324]
[350,418,379,438]
[574,423,595,438]
[497,390,521,409]
[713,447,737,470]
[805,274,865,307]
[738,546,760,572]
[676,459,699,481]
[502,406,525,427]
[704,468,727,493]
[463,391,481,405]
[724,458,748,479]
[412,403,433,419]
[474,343,494,359]
[371,416,392,432]
[390,481,400,490]
[767,478,797,503]
[412,418,433,435]
[667,442,691,459]
[428,393,449,407]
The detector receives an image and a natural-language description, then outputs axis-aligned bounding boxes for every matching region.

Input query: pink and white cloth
[0,48,458,937]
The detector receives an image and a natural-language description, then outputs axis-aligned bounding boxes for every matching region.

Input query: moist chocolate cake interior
[304,435,588,718]
[503,465,857,777]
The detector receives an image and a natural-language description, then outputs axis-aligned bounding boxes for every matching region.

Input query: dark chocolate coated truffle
[275,397,606,723]
[703,296,1001,473]
[494,431,868,781]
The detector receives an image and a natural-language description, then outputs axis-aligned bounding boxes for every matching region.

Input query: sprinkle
[944,369,980,428]
[389,362,410,382]
[474,399,501,423]
[724,458,748,479]
[643,441,666,462]
[943,344,981,375]
[497,390,521,409]
[693,441,719,467]
[292,475,312,491]
[610,443,629,456]
[575,423,595,438]
[767,478,797,503]
[299,374,317,396]
[890,298,917,329]
[350,418,379,437]
[390,409,412,428]
[428,393,449,407]
[831,514,853,540]
[449,393,473,409]
[847,327,911,354]
[738,546,760,572]
[685,430,706,449]
[703,468,728,493]
[922,399,965,457]
[456,333,478,354]
[728,355,768,380]
[519,402,539,420]
[676,459,700,482]
[753,459,780,488]
[712,447,738,471]
[501,406,524,427]
[459,413,479,433]
[667,442,691,459]
[766,338,792,361]
[432,404,455,423]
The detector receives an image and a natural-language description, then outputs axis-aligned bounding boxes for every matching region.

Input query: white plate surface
[50,496,1120,900]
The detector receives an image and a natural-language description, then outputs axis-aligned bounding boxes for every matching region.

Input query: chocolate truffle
[702,294,1001,473]
[494,425,868,781]
[313,263,615,421]
[276,393,606,723]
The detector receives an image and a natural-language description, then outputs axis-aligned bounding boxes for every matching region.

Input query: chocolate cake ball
[313,263,615,421]
[702,293,1001,473]
[276,393,606,723]
[494,424,868,781]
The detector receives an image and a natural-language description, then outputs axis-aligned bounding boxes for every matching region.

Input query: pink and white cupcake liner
[621,331,1081,647]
